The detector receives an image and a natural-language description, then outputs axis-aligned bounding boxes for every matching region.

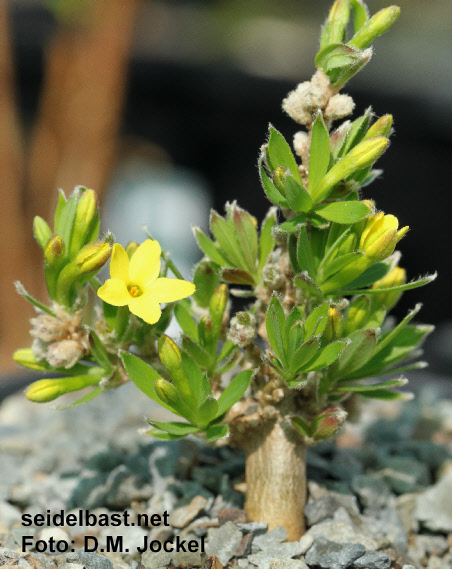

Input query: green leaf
[321,252,364,282]
[259,208,277,272]
[222,268,256,286]
[175,301,198,341]
[350,0,369,33]
[291,338,321,374]
[306,341,347,371]
[332,328,378,377]
[291,416,312,437]
[343,262,390,289]
[309,113,331,195]
[193,227,230,266]
[266,296,287,364]
[56,387,102,410]
[193,261,221,308]
[205,424,228,441]
[230,204,259,275]
[88,330,113,373]
[357,389,409,400]
[305,301,330,339]
[58,188,80,259]
[259,167,289,207]
[181,352,211,402]
[182,336,213,371]
[315,43,359,73]
[267,126,303,184]
[278,214,306,234]
[197,395,219,427]
[293,272,323,301]
[146,429,186,441]
[285,176,313,213]
[14,282,56,316]
[315,201,371,224]
[337,377,407,392]
[339,108,372,158]
[339,273,437,296]
[121,352,175,414]
[297,225,316,278]
[147,420,200,436]
[216,369,254,418]
[210,211,245,269]
[53,189,67,235]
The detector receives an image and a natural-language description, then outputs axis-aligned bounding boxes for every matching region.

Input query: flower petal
[128,293,162,324]
[146,277,196,303]
[129,239,161,287]
[97,278,130,306]
[110,244,130,282]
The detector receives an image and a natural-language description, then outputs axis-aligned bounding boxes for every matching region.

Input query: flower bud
[25,371,102,403]
[348,6,400,49]
[55,242,111,306]
[13,348,47,371]
[312,136,388,203]
[44,235,65,266]
[323,307,343,342]
[33,216,52,250]
[312,407,348,440]
[125,241,138,258]
[344,295,370,334]
[371,266,406,311]
[360,213,408,262]
[69,188,99,257]
[364,115,393,140]
[272,167,287,196]
[158,335,182,372]
[210,284,228,335]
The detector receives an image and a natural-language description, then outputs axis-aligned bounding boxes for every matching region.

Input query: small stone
[66,550,113,569]
[353,551,391,569]
[269,558,308,569]
[204,555,224,569]
[140,550,172,569]
[38,527,70,545]
[206,521,243,565]
[99,525,147,556]
[235,533,253,558]
[218,509,248,525]
[172,552,203,567]
[171,495,207,529]
[415,475,452,533]
[352,475,393,510]
[236,522,268,536]
[377,457,430,494]
[396,493,419,534]
[305,537,365,569]
[298,534,314,554]
[306,521,378,551]
[248,542,302,569]
[0,501,22,528]
[305,495,346,526]
[252,526,288,552]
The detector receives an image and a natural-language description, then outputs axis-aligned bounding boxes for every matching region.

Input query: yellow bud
[69,188,100,257]
[44,235,65,266]
[328,0,351,43]
[360,213,404,261]
[33,216,52,250]
[371,266,406,311]
[75,242,112,274]
[324,307,343,342]
[75,188,98,228]
[125,242,139,258]
[364,115,393,140]
[13,348,47,371]
[312,137,388,203]
[344,296,371,334]
[348,6,400,49]
[209,284,228,333]
[25,372,102,403]
[272,167,287,196]
[158,335,182,372]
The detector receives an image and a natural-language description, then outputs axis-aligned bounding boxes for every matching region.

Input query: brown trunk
[243,419,307,541]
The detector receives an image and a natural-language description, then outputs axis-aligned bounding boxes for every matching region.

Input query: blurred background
[1,0,451,380]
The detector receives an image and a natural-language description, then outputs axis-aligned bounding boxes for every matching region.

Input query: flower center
[128,285,143,298]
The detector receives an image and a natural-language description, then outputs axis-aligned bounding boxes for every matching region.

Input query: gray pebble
[206,521,243,565]
[66,550,113,569]
[305,537,365,569]
[171,495,207,529]
[353,551,391,569]
[140,550,172,569]
[252,526,288,552]
[415,475,452,533]
[236,522,269,536]
[269,558,308,569]
[351,475,393,510]
[306,521,378,551]
[248,542,302,569]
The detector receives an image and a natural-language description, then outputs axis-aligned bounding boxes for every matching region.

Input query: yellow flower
[97,240,195,324]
